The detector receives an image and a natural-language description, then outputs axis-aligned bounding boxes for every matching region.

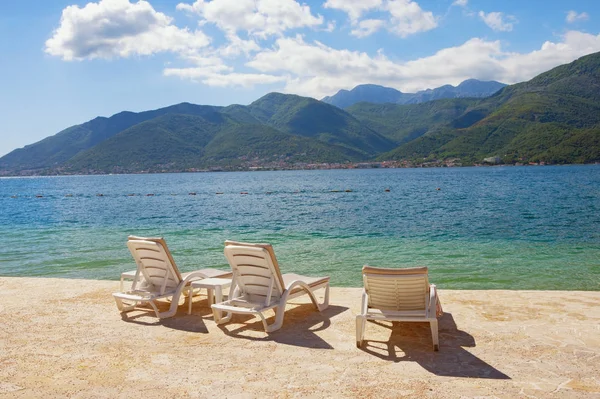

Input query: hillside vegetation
[381,52,600,164]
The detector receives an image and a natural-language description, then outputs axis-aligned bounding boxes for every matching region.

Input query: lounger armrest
[428,284,438,318]
[285,277,324,292]
[181,270,210,283]
[360,290,369,316]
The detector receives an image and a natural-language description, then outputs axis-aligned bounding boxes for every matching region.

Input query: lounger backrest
[127,239,182,295]
[224,242,285,303]
[362,266,429,311]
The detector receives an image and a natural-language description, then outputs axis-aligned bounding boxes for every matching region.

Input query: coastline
[2,161,598,177]
[1,277,599,397]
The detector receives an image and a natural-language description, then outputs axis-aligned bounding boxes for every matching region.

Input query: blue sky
[1,0,599,157]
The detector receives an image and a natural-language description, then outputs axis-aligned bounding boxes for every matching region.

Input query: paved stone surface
[1,277,599,398]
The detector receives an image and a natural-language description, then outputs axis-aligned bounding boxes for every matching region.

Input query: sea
[1,165,598,290]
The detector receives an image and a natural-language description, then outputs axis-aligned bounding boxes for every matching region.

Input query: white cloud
[351,19,385,38]
[45,0,210,61]
[324,0,436,37]
[499,31,600,83]
[566,11,589,23]
[238,31,600,98]
[324,21,336,32]
[218,33,261,57]
[246,35,502,96]
[479,11,515,32]
[323,0,382,22]
[452,0,468,6]
[177,0,323,39]
[385,0,438,37]
[165,68,286,87]
[46,1,600,100]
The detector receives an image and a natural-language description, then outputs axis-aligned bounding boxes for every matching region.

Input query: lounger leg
[297,283,330,312]
[114,296,136,313]
[207,288,214,307]
[320,284,330,311]
[211,286,222,322]
[215,312,233,324]
[262,305,286,333]
[356,315,366,348]
[312,284,330,311]
[430,319,439,351]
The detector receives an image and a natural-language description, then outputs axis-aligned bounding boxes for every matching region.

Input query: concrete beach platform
[1,277,599,398]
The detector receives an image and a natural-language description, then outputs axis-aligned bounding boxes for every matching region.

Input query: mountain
[1,92,393,174]
[321,79,506,109]
[1,53,599,175]
[346,98,477,144]
[66,114,360,173]
[0,103,221,172]
[246,93,395,155]
[321,85,409,109]
[381,52,600,164]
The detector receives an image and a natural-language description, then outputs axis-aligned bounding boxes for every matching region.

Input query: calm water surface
[1,166,598,289]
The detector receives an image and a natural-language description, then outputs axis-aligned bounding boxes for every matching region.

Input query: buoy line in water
[5,188,417,199]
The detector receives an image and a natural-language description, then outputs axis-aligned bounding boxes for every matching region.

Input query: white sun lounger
[113,236,231,319]
[211,241,330,332]
[356,265,443,351]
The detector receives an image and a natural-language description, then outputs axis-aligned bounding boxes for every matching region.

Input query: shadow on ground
[216,302,349,349]
[117,296,214,333]
[359,313,510,379]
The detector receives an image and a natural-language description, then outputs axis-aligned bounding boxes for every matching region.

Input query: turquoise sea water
[0,166,598,290]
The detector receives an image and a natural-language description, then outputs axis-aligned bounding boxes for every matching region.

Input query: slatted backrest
[128,236,183,281]
[127,239,182,295]
[363,266,429,311]
[224,244,285,304]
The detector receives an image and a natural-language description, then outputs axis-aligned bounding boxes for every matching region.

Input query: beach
[1,277,599,398]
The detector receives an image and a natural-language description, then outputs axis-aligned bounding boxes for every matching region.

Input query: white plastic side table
[188,278,232,321]
[120,270,137,291]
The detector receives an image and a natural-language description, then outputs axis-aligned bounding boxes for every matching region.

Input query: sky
[1,0,600,157]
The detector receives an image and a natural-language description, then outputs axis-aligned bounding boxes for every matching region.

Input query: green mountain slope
[247,93,396,155]
[382,52,600,164]
[64,113,365,174]
[0,103,222,172]
[346,98,476,144]
[65,114,226,172]
[202,124,364,166]
[0,93,389,174]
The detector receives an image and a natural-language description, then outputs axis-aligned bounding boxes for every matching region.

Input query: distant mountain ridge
[321,79,507,108]
[1,53,599,175]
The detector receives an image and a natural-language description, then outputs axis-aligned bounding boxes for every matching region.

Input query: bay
[1,165,598,290]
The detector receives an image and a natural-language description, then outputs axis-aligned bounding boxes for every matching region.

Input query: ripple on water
[0,167,599,289]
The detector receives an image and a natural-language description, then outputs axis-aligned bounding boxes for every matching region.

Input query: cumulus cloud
[479,11,515,32]
[238,31,600,98]
[323,0,382,22]
[164,68,286,87]
[245,35,502,96]
[217,33,261,57]
[452,0,468,6]
[47,1,600,98]
[176,0,323,39]
[385,0,437,37]
[351,19,385,38]
[45,0,210,60]
[324,0,436,38]
[566,11,589,23]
